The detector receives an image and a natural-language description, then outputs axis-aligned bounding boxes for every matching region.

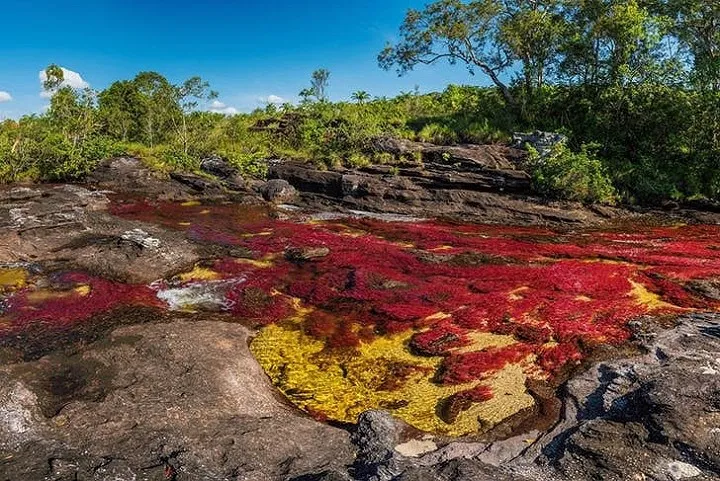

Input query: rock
[0,319,355,481]
[668,461,703,480]
[352,410,400,469]
[511,131,567,156]
[0,186,204,284]
[373,137,526,170]
[394,458,532,481]
[88,157,196,201]
[285,246,331,263]
[525,313,720,481]
[268,160,620,227]
[394,438,438,458]
[200,156,247,191]
[262,179,299,203]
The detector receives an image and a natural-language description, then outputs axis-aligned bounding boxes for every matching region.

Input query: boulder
[261,179,299,203]
[200,156,247,191]
[511,131,567,156]
[0,320,355,481]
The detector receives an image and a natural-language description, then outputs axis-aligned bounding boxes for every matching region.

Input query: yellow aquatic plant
[251,317,535,436]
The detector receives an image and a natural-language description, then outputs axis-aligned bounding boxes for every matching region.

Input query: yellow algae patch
[241,230,274,238]
[181,200,202,207]
[454,331,516,354]
[424,312,452,322]
[177,266,222,282]
[429,246,455,252]
[508,286,530,301]
[630,280,679,310]
[251,322,534,436]
[74,285,92,296]
[0,268,28,292]
[235,254,276,269]
[26,285,91,302]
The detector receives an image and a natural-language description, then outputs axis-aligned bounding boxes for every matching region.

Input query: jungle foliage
[1,0,719,205]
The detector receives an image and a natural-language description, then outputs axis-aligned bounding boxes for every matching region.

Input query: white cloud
[258,94,286,105]
[208,100,238,116]
[0,91,11,103]
[38,66,89,97]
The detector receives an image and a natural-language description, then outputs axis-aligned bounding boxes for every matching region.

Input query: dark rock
[268,160,618,227]
[262,179,299,203]
[285,246,331,262]
[0,185,204,284]
[169,172,225,194]
[527,313,720,481]
[200,156,247,191]
[0,320,355,481]
[395,458,531,481]
[352,410,400,469]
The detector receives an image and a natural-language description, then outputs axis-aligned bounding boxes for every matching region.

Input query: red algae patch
[0,272,162,338]
[43,200,719,434]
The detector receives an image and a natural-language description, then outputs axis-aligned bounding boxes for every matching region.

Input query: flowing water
[3,198,720,436]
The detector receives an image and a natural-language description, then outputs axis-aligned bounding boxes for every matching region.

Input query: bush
[417,123,458,145]
[221,148,269,178]
[528,143,617,204]
[459,120,509,144]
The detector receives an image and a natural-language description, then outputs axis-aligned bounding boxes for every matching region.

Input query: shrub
[346,153,371,168]
[459,120,509,144]
[417,123,458,145]
[528,143,617,204]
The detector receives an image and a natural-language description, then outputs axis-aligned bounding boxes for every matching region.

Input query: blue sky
[0,0,490,119]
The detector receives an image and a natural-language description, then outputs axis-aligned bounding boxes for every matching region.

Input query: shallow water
[3,198,720,436]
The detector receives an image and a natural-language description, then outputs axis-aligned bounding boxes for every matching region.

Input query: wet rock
[200,156,247,191]
[0,320,355,481]
[262,179,299,203]
[526,313,720,481]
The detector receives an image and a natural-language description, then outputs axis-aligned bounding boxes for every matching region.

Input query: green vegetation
[1,0,719,206]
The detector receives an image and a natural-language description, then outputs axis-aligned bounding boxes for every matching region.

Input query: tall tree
[174,76,218,154]
[98,80,143,141]
[311,69,331,102]
[664,0,720,91]
[381,1,568,106]
[559,0,676,86]
[43,65,97,151]
[132,72,178,147]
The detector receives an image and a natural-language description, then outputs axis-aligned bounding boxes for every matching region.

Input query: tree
[664,0,720,91]
[379,0,519,105]
[132,72,178,147]
[174,76,218,154]
[43,65,97,151]
[98,80,143,141]
[311,69,330,102]
[559,0,676,87]
[351,90,371,104]
[498,1,567,92]
[299,69,331,104]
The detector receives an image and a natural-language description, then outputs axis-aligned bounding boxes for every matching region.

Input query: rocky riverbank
[1,149,719,481]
